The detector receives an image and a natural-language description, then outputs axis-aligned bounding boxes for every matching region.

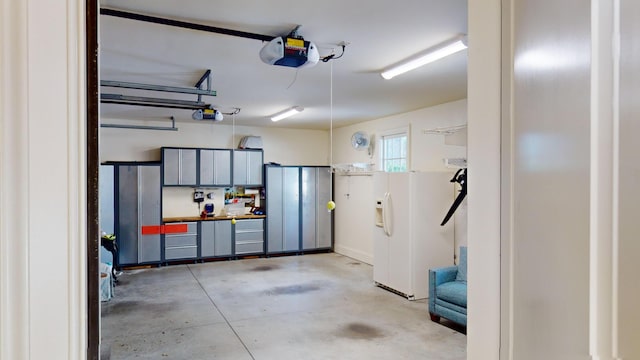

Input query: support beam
[100,8,274,42]
[194,69,212,89]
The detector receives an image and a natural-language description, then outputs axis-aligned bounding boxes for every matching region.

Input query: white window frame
[378,125,410,172]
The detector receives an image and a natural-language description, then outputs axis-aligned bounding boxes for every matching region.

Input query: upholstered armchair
[428,246,467,326]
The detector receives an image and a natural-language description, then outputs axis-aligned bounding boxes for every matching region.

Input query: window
[382,131,408,172]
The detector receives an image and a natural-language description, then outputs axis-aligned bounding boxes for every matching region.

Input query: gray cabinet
[233,149,263,186]
[115,163,162,265]
[201,220,232,258]
[161,147,261,187]
[266,166,301,253]
[235,219,264,255]
[266,165,333,254]
[99,165,115,235]
[301,167,332,250]
[199,149,232,187]
[164,222,198,260]
[162,148,197,186]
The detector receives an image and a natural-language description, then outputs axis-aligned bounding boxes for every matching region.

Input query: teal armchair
[429,246,467,326]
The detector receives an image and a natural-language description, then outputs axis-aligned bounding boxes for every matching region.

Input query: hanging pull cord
[326,60,336,212]
[440,168,467,226]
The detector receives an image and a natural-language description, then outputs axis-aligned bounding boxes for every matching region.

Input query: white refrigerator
[373,171,455,300]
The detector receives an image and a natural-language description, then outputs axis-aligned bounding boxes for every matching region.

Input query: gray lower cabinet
[266,166,300,253]
[115,163,162,266]
[235,219,264,255]
[164,222,198,260]
[162,148,197,186]
[200,220,233,258]
[301,167,333,250]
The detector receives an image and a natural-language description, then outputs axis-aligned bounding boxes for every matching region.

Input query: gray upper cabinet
[200,220,232,258]
[199,149,232,187]
[162,147,261,187]
[162,148,197,186]
[233,149,263,186]
[301,167,332,250]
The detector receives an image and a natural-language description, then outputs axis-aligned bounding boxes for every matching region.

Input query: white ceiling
[99,0,468,130]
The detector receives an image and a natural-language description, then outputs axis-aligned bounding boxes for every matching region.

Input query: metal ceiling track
[100,93,210,110]
[101,80,216,96]
[100,8,273,42]
[100,69,215,110]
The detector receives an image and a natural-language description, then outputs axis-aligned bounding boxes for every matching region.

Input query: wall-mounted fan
[351,131,374,157]
[351,131,370,150]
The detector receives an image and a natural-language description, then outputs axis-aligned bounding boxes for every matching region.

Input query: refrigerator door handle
[383,192,392,236]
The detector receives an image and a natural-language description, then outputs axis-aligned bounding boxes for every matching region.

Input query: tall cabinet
[266,166,300,253]
[265,165,333,254]
[111,163,162,266]
[301,167,332,250]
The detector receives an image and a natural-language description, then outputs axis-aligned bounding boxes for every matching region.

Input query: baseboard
[334,245,373,265]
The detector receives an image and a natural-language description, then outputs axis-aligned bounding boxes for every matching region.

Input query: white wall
[100,120,329,165]
[162,187,222,218]
[493,1,640,359]
[618,1,640,356]
[332,100,467,264]
[333,174,375,263]
[332,99,468,171]
[467,0,501,358]
[508,0,591,358]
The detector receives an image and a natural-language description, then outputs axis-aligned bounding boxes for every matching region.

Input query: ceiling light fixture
[270,106,304,122]
[380,35,468,80]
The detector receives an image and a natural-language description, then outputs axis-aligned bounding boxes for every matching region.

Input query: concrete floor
[101,253,466,359]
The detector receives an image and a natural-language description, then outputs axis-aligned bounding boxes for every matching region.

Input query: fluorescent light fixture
[270,106,304,122]
[380,35,468,80]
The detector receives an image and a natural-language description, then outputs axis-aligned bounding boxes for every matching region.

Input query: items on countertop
[163,214,266,223]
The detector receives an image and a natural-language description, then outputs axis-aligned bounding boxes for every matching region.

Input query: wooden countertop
[163,214,266,223]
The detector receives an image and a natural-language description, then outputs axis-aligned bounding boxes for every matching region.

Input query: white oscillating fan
[351,131,374,157]
[351,131,370,150]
